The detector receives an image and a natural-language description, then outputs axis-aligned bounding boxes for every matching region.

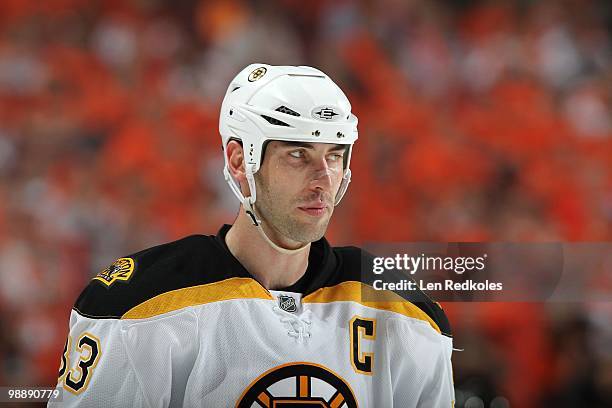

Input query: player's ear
[226,140,248,189]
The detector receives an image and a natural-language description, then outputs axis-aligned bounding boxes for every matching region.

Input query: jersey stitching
[120,324,154,408]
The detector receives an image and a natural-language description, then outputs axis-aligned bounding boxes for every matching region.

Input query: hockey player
[49,64,455,407]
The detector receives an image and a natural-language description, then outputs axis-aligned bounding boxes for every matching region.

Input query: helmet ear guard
[219,63,358,234]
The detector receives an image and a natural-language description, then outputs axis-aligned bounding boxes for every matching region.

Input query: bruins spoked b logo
[248,67,267,82]
[236,362,357,407]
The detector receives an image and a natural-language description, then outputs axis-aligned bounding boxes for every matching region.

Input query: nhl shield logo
[278,295,297,313]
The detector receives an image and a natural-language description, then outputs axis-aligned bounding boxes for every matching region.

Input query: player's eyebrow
[278,141,346,152]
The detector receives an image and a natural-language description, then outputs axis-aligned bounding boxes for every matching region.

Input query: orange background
[0,1,610,407]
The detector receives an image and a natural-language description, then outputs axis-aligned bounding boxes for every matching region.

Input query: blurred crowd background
[0,0,611,406]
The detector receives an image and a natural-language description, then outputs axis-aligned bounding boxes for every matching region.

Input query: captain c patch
[93,258,135,287]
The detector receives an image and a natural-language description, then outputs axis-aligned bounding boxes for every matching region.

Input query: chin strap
[256,218,311,255]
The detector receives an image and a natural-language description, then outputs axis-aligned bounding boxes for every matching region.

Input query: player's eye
[289,150,305,159]
[328,153,344,162]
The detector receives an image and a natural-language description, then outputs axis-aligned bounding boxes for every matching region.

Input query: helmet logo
[248,67,267,82]
[312,106,340,121]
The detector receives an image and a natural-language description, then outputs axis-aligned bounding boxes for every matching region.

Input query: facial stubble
[253,172,333,244]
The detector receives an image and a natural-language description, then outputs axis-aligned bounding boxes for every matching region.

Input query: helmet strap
[334,169,352,205]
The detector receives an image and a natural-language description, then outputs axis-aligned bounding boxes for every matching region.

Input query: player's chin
[292,213,331,241]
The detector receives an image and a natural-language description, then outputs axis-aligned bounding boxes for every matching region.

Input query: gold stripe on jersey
[303,281,442,334]
[122,277,273,319]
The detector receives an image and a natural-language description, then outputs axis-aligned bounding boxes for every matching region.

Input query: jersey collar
[214,224,339,295]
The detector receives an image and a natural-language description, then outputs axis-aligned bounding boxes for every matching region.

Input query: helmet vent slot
[261,115,290,127]
[275,106,300,117]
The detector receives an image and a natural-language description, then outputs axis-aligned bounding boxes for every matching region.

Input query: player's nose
[309,157,334,193]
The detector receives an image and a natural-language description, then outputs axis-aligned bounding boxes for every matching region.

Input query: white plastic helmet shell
[219,63,358,215]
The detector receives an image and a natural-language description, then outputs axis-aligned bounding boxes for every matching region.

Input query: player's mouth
[298,204,328,217]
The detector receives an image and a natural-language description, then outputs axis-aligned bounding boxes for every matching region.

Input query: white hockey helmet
[219,63,358,223]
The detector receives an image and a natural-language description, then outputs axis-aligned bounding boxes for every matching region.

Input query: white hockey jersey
[49,225,454,407]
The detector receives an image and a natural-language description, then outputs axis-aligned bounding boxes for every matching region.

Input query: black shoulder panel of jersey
[74,234,250,319]
[330,246,452,338]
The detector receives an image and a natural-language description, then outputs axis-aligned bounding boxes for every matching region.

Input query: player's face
[254,141,346,245]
